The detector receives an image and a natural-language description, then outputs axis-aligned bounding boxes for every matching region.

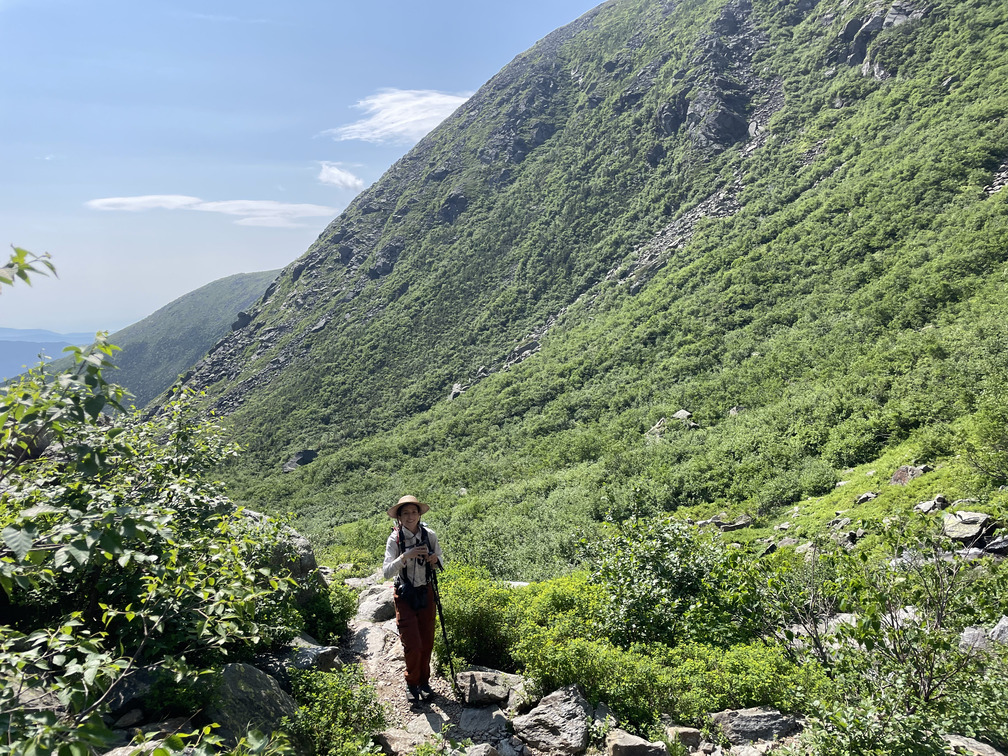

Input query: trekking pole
[430,568,460,696]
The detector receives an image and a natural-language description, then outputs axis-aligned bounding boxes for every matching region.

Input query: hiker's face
[399,505,420,531]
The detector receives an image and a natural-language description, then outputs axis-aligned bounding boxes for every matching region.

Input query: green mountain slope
[66,271,279,408]
[174,0,1008,577]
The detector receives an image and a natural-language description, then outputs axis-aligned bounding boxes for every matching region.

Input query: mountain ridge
[154,0,1008,577]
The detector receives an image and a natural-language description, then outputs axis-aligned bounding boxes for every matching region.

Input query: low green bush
[300,581,359,644]
[283,666,386,756]
[434,565,524,671]
[514,631,668,727]
[649,642,827,725]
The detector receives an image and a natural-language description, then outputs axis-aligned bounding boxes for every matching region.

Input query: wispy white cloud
[318,162,364,190]
[87,195,203,212]
[320,88,472,145]
[86,195,336,228]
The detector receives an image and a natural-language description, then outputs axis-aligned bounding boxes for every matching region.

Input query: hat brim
[387,500,430,519]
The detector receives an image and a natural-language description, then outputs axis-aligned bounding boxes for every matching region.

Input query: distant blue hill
[0,328,94,344]
[0,330,95,380]
[31,270,280,407]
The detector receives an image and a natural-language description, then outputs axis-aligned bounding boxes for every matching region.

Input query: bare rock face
[282,449,317,472]
[512,686,591,755]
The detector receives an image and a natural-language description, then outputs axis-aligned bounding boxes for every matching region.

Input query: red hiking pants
[394,583,436,685]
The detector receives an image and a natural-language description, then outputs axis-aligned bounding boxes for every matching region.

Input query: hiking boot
[419,682,435,701]
[406,684,421,702]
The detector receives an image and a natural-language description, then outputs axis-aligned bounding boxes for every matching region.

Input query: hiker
[382,494,444,702]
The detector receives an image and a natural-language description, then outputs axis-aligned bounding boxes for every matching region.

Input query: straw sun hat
[387,494,430,519]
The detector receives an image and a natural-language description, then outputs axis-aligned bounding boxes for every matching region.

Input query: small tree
[0,250,300,755]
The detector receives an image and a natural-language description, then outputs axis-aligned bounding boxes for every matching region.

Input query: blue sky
[1,0,600,333]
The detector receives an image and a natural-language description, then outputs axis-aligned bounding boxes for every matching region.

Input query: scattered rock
[282,449,318,472]
[512,686,591,755]
[890,464,932,486]
[855,491,877,505]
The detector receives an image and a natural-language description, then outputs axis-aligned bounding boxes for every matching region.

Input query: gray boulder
[513,686,591,755]
[286,633,343,671]
[709,706,799,745]
[990,615,1008,645]
[496,738,526,756]
[942,511,994,543]
[104,667,159,718]
[960,626,991,653]
[457,670,519,706]
[375,728,426,756]
[459,706,509,736]
[358,583,396,622]
[664,726,702,750]
[985,535,1008,556]
[942,734,1005,756]
[201,663,297,746]
[102,744,160,756]
[606,728,668,756]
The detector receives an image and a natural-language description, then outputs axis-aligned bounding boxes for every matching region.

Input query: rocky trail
[343,612,466,748]
[340,576,533,756]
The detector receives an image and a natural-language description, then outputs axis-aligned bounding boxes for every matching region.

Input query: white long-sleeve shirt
[382,523,444,587]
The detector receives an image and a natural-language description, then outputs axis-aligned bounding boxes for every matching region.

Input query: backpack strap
[397,524,434,586]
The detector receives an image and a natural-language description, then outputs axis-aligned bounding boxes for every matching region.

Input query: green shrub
[283,666,385,756]
[435,565,523,671]
[514,632,668,728]
[0,251,303,756]
[822,415,882,468]
[588,518,739,647]
[300,582,358,644]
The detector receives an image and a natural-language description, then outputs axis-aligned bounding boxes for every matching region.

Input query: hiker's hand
[406,545,428,560]
[426,553,439,566]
